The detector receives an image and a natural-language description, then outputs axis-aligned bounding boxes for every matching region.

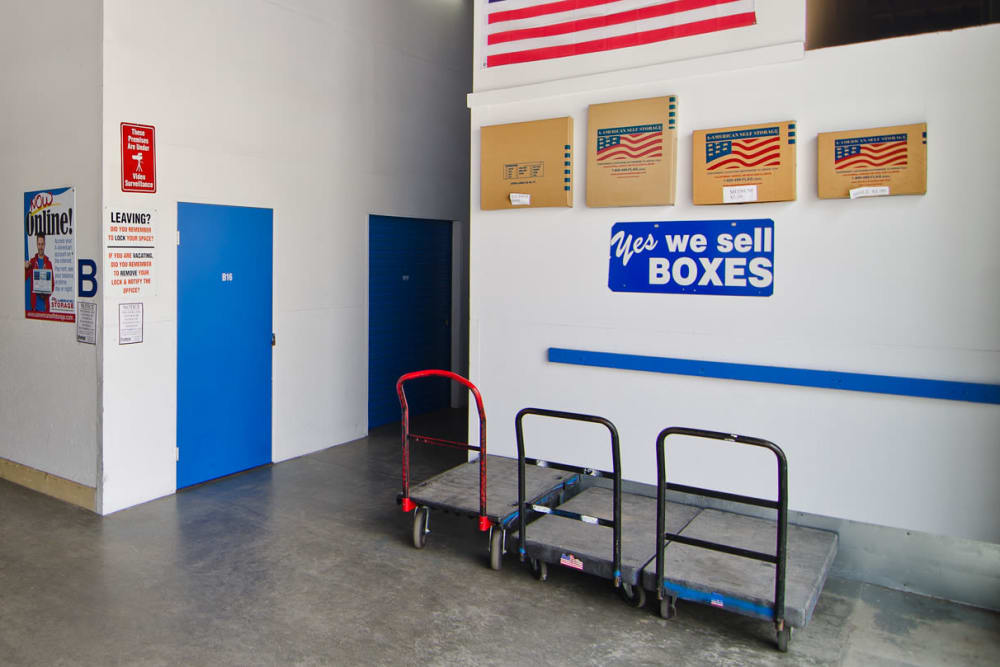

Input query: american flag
[484,0,757,67]
[597,124,662,161]
[835,134,908,171]
[706,131,779,171]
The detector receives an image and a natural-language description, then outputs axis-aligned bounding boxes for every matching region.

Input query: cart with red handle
[397,370,579,570]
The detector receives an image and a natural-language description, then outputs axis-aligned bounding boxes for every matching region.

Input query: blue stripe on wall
[547,348,1000,405]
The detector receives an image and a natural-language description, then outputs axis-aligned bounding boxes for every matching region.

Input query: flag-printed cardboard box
[817,123,927,199]
[586,96,678,207]
[481,117,573,210]
[692,121,797,205]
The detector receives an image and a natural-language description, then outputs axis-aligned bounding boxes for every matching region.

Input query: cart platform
[404,454,576,525]
[643,509,837,628]
[519,486,701,583]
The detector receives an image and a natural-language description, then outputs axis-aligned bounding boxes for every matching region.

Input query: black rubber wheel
[412,506,428,549]
[530,558,548,581]
[776,626,791,652]
[659,596,677,620]
[620,583,646,609]
[489,528,503,571]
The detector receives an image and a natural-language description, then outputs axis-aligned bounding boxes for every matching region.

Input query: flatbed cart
[397,370,580,570]
[513,408,702,608]
[642,427,839,652]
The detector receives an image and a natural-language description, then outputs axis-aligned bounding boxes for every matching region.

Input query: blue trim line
[547,348,1000,405]
[662,581,774,620]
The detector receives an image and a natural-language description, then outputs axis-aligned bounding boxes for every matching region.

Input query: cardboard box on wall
[692,120,797,205]
[586,96,678,207]
[817,123,927,199]
[480,117,573,210]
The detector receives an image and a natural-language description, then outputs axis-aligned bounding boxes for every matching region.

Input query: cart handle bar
[515,407,623,586]
[654,426,788,625]
[397,370,489,531]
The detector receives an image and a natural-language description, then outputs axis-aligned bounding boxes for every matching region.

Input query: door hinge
[271,333,276,347]
[176,230,180,246]
[175,446,180,461]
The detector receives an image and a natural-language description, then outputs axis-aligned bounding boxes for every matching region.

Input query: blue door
[177,203,273,488]
[369,215,452,429]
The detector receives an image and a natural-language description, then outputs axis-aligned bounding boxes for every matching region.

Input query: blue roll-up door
[369,215,452,429]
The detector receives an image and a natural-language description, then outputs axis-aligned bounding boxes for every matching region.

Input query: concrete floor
[1,412,998,666]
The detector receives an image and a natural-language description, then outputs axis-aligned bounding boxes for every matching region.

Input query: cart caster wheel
[489,528,503,571]
[530,558,547,582]
[620,583,646,609]
[776,626,791,652]
[659,596,677,620]
[412,506,429,549]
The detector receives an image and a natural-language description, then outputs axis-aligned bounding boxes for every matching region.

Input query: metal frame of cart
[397,370,579,569]
[515,408,633,592]
[645,427,838,652]
[515,408,703,610]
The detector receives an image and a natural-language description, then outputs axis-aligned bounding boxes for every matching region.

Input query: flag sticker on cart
[560,553,584,570]
[711,596,725,607]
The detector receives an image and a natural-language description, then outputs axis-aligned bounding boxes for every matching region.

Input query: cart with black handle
[514,408,702,608]
[642,427,839,652]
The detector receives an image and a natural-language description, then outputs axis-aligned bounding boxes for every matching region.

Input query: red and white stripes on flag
[484,0,757,67]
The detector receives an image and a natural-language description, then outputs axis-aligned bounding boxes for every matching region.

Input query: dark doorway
[368,215,453,429]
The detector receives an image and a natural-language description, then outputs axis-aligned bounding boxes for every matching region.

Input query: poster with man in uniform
[24,187,76,322]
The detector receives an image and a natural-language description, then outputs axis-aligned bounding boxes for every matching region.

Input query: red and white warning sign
[121,122,156,193]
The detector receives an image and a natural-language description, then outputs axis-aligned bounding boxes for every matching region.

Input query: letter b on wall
[78,259,97,297]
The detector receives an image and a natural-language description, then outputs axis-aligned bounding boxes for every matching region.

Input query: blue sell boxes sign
[608,219,774,297]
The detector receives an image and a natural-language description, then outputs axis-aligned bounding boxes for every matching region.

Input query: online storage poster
[24,187,76,322]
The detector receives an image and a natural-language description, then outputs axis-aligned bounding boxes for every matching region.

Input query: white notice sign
[76,301,97,344]
[118,302,143,344]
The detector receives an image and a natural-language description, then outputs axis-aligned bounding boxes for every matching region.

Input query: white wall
[0,0,102,488]
[99,0,472,513]
[468,25,1000,544]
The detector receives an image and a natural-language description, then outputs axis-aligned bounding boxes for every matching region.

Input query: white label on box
[723,185,758,203]
[850,186,890,199]
[509,193,531,206]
